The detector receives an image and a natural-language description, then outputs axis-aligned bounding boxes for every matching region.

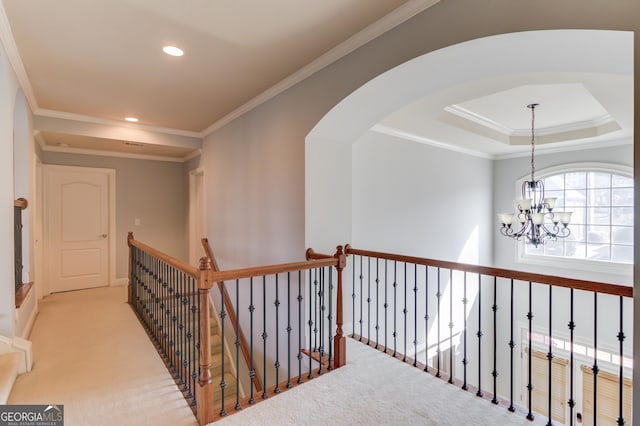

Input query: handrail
[128,232,199,278]
[201,238,263,392]
[344,245,632,298]
[210,257,340,282]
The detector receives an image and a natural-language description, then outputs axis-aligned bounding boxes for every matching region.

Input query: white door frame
[189,167,206,265]
[43,164,116,296]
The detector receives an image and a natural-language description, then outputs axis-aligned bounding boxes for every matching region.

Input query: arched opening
[305,29,633,274]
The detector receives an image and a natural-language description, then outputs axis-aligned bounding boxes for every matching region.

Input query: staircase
[209,308,238,406]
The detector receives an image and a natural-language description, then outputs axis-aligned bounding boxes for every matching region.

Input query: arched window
[520,163,633,270]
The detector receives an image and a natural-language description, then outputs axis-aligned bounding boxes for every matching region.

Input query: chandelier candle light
[498,103,572,247]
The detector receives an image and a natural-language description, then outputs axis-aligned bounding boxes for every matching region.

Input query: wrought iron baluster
[393,261,397,357]
[274,274,281,393]
[526,281,534,421]
[413,264,418,367]
[476,274,483,398]
[403,262,407,362]
[352,255,355,340]
[367,257,371,344]
[424,266,429,372]
[297,270,304,384]
[491,276,498,403]
[462,271,467,389]
[179,268,185,395]
[375,259,380,349]
[617,296,625,426]
[508,279,515,412]
[314,268,319,350]
[181,269,187,390]
[359,256,363,341]
[448,269,453,384]
[235,279,241,410]
[262,275,268,398]
[249,277,256,404]
[219,280,227,416]
[319,268,325,375]
[328,267,334,371]
[568,288,575,425]
[188,275,196,405]
[593,292,599,426]
[195,270,201,409]
[287,272,292,388]
[546,284,553,426]
[170,260,176,376]
[308,269,314,380]
[384,259,388,352]
[436,267,441,378]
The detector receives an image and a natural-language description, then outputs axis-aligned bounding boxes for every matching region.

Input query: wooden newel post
[127,232,134,304]
[333,245,347,368]
[196,256,215,426]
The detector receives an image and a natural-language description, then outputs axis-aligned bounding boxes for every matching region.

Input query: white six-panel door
[45,166,112,293]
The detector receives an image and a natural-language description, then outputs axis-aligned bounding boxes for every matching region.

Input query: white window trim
[515,162,633,278]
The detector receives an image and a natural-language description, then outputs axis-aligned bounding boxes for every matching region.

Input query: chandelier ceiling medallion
[498,103,572,247]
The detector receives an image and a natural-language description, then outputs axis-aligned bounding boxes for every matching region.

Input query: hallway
[9,285,197,426]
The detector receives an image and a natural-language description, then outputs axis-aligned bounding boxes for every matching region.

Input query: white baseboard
[21,304,38,343]
[112,278,128,287]
[0,336,32,373]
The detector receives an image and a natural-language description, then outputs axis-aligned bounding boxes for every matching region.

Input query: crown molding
[494,137,632,160]
[444,105,514,135]
[371,124,493,160]
[35,108,203,139]
[202,0,441,136]
[0,2,38,111]
[445,104,620,139]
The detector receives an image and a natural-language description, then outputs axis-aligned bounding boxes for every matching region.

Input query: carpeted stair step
[212,372,237,403]
[211,333,222,354]
[0,352,21,404]
[210,352,233,377]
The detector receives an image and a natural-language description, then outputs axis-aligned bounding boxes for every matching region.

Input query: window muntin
[523,169,633,265]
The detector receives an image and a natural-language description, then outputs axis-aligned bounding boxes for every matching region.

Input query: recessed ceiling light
[162,45,184,57]
[125,117,139,123]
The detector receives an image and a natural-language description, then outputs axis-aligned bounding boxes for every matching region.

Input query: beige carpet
[10,285,545,426]
[9,285,197,426]
[216,338,540,426]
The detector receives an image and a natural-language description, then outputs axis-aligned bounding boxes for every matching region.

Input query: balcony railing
[344,245,632,426]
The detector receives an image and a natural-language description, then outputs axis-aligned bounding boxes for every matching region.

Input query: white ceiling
[0,1,633,162]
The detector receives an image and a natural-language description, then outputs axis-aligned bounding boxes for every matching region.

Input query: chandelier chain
[529,104,536,183]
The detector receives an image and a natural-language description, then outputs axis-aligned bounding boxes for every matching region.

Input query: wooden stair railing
[129,234,348,424]
[201,238,262,393]
[128,233,215,426]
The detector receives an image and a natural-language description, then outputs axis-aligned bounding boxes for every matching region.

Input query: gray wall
[196,0,640,270]
[41,152,188,279]
[353,130,493,264]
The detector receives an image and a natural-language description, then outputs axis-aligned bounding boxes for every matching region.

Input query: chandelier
[498,103,572,247]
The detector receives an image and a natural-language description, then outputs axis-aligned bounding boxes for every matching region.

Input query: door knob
[100,234,108,238]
